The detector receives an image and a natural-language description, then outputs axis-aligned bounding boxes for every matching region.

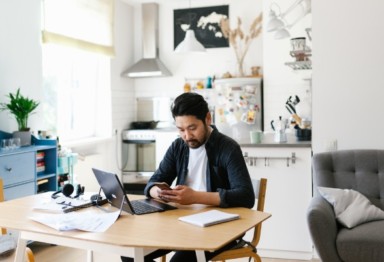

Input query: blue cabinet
[0,152,35,186]
[0,131,57,200]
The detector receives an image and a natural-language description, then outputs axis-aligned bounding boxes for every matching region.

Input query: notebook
[92,168,177,215]
[179,210,240,227]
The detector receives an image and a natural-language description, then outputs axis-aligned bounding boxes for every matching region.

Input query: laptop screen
[92,168,135,214]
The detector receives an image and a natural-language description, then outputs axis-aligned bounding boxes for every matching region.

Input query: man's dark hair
[171,93,209,122]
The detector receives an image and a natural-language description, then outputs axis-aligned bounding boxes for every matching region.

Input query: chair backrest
[251,178,267,246]
[313,149,384,209]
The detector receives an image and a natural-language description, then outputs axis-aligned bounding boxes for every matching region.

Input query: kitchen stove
[122,129,156,142]
[121,129,157,194]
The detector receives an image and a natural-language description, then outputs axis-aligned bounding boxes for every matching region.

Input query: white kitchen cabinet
[241,146,313,260]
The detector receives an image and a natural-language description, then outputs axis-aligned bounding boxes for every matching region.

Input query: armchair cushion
[337,220,384,262]
[318,186,384,228]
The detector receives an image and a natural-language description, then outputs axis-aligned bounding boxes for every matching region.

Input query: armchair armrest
[307,196,342,262]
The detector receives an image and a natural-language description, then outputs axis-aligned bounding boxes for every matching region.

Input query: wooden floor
[1,241,320,262]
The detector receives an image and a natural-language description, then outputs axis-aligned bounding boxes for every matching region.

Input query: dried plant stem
[220,13,263,77]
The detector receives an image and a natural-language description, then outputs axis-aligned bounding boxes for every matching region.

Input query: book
[37,179,49,185]
[178,210,240,227]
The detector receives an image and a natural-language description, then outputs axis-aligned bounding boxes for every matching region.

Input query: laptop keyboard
[131,200,162,215]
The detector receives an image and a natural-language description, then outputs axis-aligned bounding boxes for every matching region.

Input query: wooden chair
[160,178,267,262]
[210,178,267,262]
[0,178,35,262]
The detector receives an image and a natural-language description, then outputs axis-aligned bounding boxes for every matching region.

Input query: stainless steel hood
[121,3,172,78]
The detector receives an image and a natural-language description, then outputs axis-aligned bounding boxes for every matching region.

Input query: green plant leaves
[0,88,40,131]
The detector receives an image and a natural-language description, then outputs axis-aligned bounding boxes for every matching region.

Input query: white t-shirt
[186,145,208,191]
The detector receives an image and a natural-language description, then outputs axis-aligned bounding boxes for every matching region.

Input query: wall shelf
[285,61,312,70]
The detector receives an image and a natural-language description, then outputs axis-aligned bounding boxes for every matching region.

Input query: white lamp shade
[274,28,291,40]
[175,30,206,53]
[266,10,285,32]
[267,18,285,32]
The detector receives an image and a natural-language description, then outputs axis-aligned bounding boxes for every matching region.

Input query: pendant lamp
[175,0,206,53]
[267,0,311,40]
[175,29,205,52]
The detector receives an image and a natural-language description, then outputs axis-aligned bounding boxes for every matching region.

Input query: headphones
[51,183,85,199]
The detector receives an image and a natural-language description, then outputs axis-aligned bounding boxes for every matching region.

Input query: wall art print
[174,5,229,49]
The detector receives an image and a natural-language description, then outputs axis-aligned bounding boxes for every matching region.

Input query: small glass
[1,139,8,150]
[13,137,21,148]
[7,138,14,149]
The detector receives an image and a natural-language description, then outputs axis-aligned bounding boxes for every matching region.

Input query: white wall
[0,0,43,131]
[131,0,264,97]
[0,0,135,185]
[312,1,384,153]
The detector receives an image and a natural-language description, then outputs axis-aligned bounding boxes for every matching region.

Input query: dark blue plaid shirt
[144,126,255,208]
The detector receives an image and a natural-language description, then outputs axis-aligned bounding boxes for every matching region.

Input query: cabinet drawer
[4,181,35,200]
[0,152,35,187]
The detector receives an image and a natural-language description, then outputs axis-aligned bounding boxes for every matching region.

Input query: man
[122,92,255,262]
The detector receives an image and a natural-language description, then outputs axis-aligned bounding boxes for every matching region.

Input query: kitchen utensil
[285,95,302,125]
[274,130,287,143]
[270,116,288,131]
[285,95,300,114]
[271,116,289,143]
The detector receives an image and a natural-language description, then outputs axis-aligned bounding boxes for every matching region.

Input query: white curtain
[42,0,115,56]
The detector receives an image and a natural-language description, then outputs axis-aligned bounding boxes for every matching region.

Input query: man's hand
[158,185,195,205]
[158,185,220,206]
[149,184,172,201]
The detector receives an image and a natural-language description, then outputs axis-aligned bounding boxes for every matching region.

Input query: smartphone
[154,182,172,190]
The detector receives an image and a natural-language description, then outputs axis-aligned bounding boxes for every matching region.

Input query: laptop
[92,168,177,215]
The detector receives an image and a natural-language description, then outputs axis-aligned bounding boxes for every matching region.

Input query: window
[42,45,111,142]
[41,0,114,144]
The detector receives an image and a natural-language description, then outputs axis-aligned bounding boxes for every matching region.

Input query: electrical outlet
[325,139,337,151]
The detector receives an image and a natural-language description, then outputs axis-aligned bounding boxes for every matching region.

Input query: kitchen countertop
[155,128,311,148]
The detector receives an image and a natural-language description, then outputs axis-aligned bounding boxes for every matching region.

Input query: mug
[250,130,263,144]
[291,37,306,52]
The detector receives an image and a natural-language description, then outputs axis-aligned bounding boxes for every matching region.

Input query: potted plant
[0,88,40,145]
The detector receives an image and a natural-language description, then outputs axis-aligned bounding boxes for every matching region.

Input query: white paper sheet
[30,210,120,232]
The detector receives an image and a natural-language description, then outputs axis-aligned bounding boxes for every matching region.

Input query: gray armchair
[307,150,384,262]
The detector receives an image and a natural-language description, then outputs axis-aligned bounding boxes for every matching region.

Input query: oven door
[122,141,156,194]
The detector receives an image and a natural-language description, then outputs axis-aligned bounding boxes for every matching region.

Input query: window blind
[42,0,115,56]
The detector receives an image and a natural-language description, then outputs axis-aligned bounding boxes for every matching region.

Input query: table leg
[14,237,27,262]
[87,250,94,262]
[195,250,205,262]
[133,247,145,262]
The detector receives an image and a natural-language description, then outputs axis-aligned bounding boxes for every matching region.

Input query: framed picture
[174,5,229,49]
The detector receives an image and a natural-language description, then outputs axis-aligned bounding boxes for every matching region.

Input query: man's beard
[185,124,210,149]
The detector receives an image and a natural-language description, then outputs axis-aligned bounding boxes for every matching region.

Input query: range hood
[121,3,172,78]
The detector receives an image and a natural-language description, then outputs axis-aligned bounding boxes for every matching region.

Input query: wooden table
[0,193,271,262]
